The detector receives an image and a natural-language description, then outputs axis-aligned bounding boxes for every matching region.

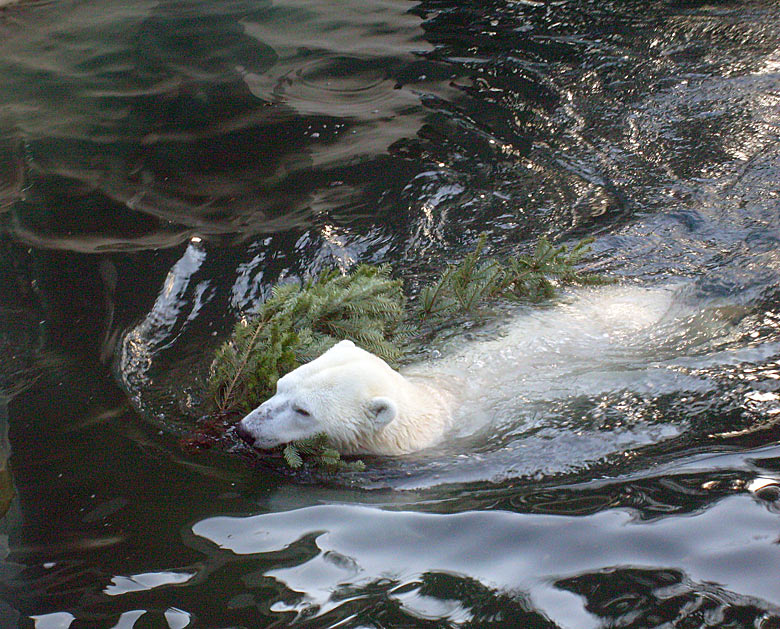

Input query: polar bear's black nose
[234,422,254,446]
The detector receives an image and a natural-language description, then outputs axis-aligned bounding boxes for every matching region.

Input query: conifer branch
[216,318,265,413]
[207,235,608,472]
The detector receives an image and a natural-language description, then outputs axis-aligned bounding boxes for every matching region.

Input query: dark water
[2,0,780,626]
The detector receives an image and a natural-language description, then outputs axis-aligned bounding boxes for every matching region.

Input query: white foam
[405,284,725,436]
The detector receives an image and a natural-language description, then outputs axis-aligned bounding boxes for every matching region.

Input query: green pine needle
[283,443,304,469]
[283,434,365,472]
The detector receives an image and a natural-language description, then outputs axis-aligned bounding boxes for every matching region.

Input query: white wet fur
[238,339,453,455]
[422,284,684,434]
[238,283,698,455]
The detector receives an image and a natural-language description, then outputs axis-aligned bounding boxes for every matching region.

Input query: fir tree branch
[216,319,266,413]
[207,234,609,472]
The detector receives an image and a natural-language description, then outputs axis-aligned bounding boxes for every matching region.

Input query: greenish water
[2,0,780,626]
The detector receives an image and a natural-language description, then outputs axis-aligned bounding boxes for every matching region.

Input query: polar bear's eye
[293,406,310,417]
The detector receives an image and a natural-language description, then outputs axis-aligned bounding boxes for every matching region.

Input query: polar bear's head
[236,340,406,453]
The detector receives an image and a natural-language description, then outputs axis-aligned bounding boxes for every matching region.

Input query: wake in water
[356,279,777,488]
[423,283,727,429]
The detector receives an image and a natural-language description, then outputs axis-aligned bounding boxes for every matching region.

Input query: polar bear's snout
[236,393,325,450]
[235,407,264,446]
[234,420,256,446]
[235,404,278,449]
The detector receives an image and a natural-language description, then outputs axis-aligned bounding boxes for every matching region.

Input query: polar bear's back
[404,284,690,435]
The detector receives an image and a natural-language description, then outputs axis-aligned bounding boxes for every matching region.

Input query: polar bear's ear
[367,397,397,428]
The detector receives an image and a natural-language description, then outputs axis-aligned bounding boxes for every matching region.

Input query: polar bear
[235,284,687,457]
[235,340,454,455]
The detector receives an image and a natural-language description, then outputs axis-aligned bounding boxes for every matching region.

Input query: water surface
[2,0,780,626]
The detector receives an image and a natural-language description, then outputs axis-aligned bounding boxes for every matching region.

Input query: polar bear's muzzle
[235,420,259,447]
[234,405,279,450]
[235,399,322,450]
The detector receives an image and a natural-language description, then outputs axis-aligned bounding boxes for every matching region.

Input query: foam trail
[405,284,739,436]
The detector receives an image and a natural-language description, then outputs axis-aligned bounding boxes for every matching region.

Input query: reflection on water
[104,570,195,596]
[239,0,434,165]
[191,484,780,626]
[0,0,439,251]
[118,240,209,425]
[1,0,780,625]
